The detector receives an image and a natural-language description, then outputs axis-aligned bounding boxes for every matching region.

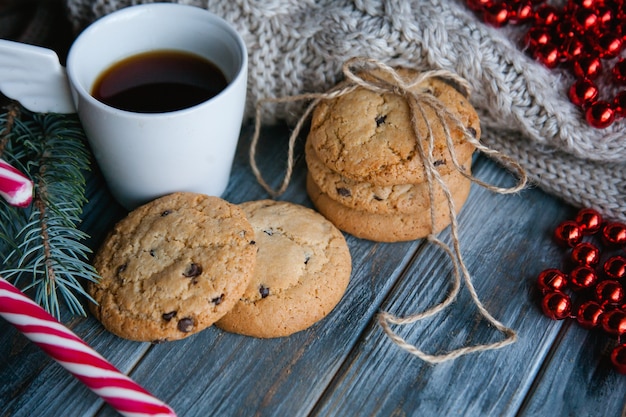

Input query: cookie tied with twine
[249,57,528,363]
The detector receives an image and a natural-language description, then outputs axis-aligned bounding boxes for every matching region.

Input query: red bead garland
[466,0,626,129]
[537,208,626,373]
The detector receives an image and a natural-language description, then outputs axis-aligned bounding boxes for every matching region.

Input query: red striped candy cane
[0,277,177,417]
[0,158,33,207]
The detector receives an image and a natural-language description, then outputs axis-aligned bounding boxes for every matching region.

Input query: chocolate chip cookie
[306,173,471,242]
[89,192,257,342]
[215,200,351,338]
[307,68,479,186]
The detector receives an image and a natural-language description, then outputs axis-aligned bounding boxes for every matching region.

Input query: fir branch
[0,103,99,319]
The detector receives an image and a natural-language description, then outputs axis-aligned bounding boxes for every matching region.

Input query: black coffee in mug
[91,50,228,113]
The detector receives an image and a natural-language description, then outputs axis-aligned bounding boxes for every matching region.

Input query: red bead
[573,56,603,79]
[573,8,599,32]
[525,26,552,48]
[570,265,599,290]
[602,222,626,246]
[534,5,560,26]
[585,101,616,128]
[614,91,626,117]
[601,309,626,335]
[571,242,601,266]
[596,34,623,59]
[541,291,572,320]
[613,59,626,85]
[554,220,583,247]
[575,208,603,234]
[534,43,561,68]
[604,256,626,279]
[537,268,569,293]
[595,6,616,27]
[570,0,603,9]
[509,0,534,24]
[561,36,586,62]
[610,343,626,374]
[555,19,578,40]
[483,2,510,27]
[596,280,625,305]
[576,300,604,329]
[568,79,599,106]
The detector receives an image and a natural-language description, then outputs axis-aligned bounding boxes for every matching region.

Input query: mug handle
[0,40,75,114]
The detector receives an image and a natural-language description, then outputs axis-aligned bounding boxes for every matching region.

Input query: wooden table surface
[1,120,625,417]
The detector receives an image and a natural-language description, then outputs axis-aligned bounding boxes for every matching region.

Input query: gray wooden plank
[519,321,626,417]
[309,155,583,417]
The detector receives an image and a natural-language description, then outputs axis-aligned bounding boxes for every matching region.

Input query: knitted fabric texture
[64,0,626,222]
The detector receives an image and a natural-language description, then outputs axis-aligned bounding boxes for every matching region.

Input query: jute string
[250,57,528,363]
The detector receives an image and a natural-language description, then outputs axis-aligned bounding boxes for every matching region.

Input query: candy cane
[0,277,177,417]
[0,158,33,207]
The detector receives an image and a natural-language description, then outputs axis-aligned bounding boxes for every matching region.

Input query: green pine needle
[0,103,100,319]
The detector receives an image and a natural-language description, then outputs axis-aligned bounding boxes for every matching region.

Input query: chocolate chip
[304,255,311,265]
[211,294,224,305]
[250,240,256,245]
[467,127,477,137]
[149,249,156,257]
[177,317,194,333]
[337,187,351,197]
[263,229,273,236]
[434,159,446,167]
[116,263,127,274]
[259,285,270,298]
[375,114,387,126]
[183,263,202,278]
[373,195,383,201]
[436,76,469,98]
[162,311,177,321]
[161,210,171,216]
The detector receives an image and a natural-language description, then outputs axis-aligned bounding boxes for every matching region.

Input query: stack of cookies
[89,193,351,342]
[305,68,481,242]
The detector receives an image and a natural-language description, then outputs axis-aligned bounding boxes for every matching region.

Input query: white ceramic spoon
[0,39,75,113]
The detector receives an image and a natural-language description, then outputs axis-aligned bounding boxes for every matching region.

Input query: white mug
[0,3,248,210]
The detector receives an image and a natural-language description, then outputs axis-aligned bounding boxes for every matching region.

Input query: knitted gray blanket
[65,0,626,222]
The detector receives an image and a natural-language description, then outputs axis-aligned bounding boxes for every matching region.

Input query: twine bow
[250,57,528,363]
